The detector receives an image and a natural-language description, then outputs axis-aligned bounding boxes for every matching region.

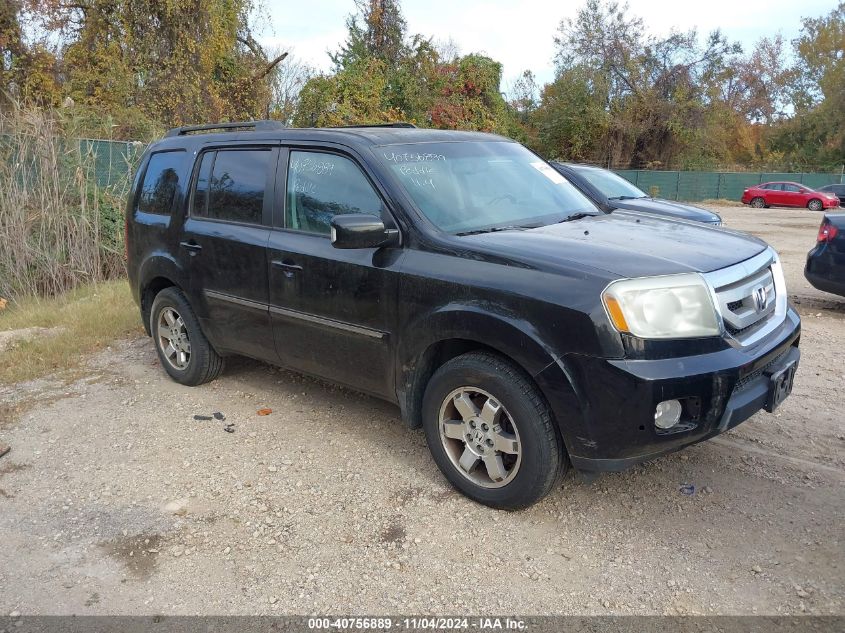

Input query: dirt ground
[1,205,843,616]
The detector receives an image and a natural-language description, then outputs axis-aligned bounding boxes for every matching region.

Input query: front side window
[783,184,800,193]
[193,149,270,224]
[138,151,185,215]
[377,141,596,234]
[286,151,384,234]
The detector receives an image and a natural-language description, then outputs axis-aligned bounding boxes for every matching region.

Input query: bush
[0,105,138,301]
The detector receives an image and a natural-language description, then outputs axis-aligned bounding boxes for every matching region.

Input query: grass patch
[0,279,142,385]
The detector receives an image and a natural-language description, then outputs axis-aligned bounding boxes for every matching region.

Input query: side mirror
[330,214,399,249]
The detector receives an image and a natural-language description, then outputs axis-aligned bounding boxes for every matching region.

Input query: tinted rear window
[193,149,271,225]
[138,151,185,215]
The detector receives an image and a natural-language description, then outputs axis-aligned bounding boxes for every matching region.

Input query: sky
[259,0,836,90]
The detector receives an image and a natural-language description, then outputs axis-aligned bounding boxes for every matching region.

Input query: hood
[610,197,721,223]
[458,212,766,279]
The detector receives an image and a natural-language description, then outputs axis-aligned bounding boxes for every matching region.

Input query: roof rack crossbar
[164,120,287,137]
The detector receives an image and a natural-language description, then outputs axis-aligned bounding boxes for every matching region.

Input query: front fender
[395,303,586,454]
[397,302,559,379]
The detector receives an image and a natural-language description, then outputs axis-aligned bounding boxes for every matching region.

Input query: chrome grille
[704,249,785,346]
[716,267,775,332]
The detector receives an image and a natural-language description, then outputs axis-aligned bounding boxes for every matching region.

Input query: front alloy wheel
[808,199,823,211]
[750,197,766,208]
[439,387,521,488]
[422,351,566,510]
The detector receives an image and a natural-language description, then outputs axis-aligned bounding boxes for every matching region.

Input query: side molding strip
[269,305,387,340]
[204,290,268,312]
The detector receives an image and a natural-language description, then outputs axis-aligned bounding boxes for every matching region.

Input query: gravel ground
[0,205,843,616]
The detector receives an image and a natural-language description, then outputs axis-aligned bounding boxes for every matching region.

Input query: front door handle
[179,240,202,252]
[272,260,303,278]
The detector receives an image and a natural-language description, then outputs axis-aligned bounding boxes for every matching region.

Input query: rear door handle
[179,241,202,252]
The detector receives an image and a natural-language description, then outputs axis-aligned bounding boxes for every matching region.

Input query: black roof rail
[329,122,417,129]
[164,120,286,137]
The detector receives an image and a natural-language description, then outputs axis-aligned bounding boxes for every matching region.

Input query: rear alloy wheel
[422,351,566,510]
[157,307,191,370]
[750,197,766,209]
[150,287,224,386]
[807,199,823,211]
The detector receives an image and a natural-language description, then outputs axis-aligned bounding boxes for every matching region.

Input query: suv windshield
[378,141,597,234]
[572,166,647,200]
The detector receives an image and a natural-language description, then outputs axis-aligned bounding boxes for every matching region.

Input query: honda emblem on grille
[753,286,769,313]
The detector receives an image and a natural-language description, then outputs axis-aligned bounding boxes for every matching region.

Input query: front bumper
[536,308,801,472]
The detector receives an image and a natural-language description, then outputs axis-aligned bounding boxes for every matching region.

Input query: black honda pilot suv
[126,121,801,509]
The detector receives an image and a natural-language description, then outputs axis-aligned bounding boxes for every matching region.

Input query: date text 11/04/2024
[306,617,527,630]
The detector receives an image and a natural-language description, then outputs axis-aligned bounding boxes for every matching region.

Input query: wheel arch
[137,254,189,336]
[395,307,579,449]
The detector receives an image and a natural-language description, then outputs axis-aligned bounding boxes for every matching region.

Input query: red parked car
[741,181,840,211]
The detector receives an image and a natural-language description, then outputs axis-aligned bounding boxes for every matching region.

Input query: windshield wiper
[557,212,600,223]
[608,195,647,201]
[455,224,541,236]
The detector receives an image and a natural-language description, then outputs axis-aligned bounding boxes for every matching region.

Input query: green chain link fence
[615,169,845,202]
[78,138,144,187]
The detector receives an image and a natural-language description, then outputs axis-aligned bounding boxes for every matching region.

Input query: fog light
[655,399,682,430]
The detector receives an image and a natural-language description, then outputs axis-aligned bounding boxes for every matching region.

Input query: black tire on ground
[421,351,567,510]
[807,198,823,211]
[149,286,224,386]
[750,197,766,209]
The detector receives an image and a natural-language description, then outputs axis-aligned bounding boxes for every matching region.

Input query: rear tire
[150,287,224,386]
[750,197,766,209]
[421,351,566,510]
[807,198,823,211]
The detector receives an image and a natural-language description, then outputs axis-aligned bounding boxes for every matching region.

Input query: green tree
[768,1,844,169]
[299,0,518,135]
[19,0,286,134]
[330,0,408,71]
[533,66,608,161]
[544,0,741,168]
[294,58,401,127]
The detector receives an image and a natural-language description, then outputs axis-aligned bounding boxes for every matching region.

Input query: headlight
[602,273,720,339]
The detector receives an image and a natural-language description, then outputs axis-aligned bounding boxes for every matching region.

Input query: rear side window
[286,151,384,234]
[138,151,185,215]
[192,149,271,225]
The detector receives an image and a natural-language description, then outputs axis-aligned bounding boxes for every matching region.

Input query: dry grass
[0,104,137,300]
[699,198,745,207]
[0,279,141,385]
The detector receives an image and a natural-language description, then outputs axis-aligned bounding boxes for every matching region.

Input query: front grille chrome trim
[703,248,787,348]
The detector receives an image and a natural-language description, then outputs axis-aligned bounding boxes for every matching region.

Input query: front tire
[150,287,224,386]
[421,351,566,510]
[808,198,823,211]
[750,197,766,209]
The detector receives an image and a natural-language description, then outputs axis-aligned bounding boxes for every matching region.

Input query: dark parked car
[127,122,801,509]
[818,183,845,203]
[805,213,845,297]
[741,182,839,211]
[551,162,722,225]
